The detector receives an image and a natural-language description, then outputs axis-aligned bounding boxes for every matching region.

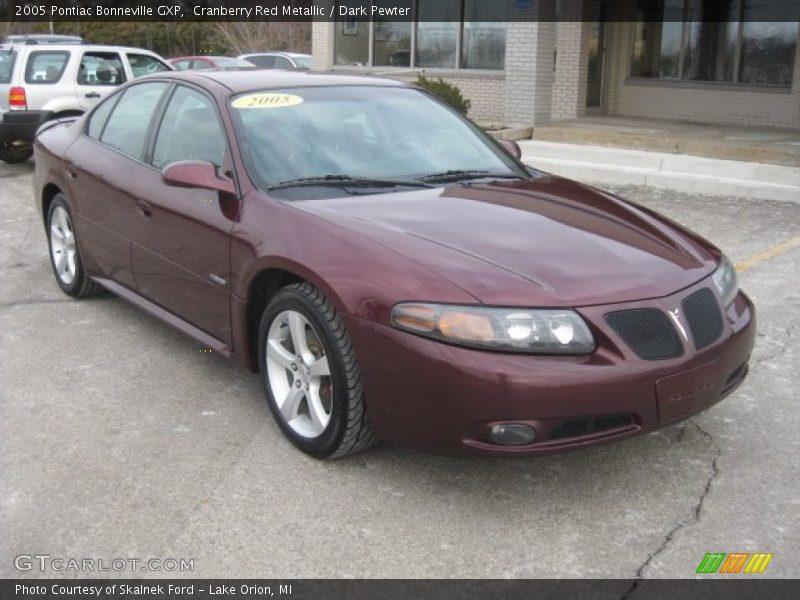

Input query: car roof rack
[2,34,86,45]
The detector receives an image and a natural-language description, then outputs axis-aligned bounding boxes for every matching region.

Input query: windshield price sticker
[232,93,304,109]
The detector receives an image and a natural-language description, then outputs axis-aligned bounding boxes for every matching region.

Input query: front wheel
[257,282,377,459]
[0,142,33,164]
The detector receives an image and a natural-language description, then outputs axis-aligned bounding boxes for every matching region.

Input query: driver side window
[152,85,227,170]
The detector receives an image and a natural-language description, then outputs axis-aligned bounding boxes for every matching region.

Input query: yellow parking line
[735,235,800,273]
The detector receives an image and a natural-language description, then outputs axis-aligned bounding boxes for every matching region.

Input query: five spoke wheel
[49,205,77,285]
[266,310,333,438]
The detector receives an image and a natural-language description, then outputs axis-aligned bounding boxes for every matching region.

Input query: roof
[2,43,162,55]
[240,52,311,58]
[155,69,406,92]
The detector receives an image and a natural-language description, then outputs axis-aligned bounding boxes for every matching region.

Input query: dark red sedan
[33,70,754,458]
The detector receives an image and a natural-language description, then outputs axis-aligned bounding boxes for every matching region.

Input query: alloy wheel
[265,310,333,438]
[49,205,77,286]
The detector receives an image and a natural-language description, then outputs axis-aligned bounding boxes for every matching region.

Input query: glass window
[127,53,170,78]
[77,52,125,86]
[415,0,459,68]
[100,82,167,159]
[0,50,16,84]
[24,51,69,84]
[373,0,412,67]
[172,60,192,71]
[334,1,369,66]
[152,86,226,169]
[739,21,797,85]
[294,56,312,69]
[274,56,293,69]
[630,0,796,86]
[86,94,118,139]
[246,55,276,68]
[192,60,213,70]
[462,1,506,70]
[630,0,684,78]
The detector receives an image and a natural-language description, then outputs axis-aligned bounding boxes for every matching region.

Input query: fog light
[489,423,536,446]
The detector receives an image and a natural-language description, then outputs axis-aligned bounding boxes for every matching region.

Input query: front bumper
[347,281,755,456]
[0,110,53,143]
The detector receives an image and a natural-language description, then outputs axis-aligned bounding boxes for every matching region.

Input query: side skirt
[92,277,231,358]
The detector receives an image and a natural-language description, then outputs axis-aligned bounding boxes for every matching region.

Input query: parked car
[33,70,755,459]
[238,52,312,70]
[0,43,171,163]
[169,56,255,71]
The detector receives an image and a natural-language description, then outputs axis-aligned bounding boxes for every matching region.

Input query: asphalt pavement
[1,159,798,578]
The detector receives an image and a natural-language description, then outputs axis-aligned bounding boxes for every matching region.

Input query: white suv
[0,42,171,163]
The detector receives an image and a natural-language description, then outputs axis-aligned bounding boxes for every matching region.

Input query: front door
[586,0,609,110]
[130,84,236,346]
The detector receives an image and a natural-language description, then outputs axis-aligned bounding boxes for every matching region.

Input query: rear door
[65,81,169,290]
[75,50,126,111]
[130,83,237,345]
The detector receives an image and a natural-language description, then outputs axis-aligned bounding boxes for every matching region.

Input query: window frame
[77,50,127,87]
[147,82,231,171]
[628,1,796,88]
[88,81,171,163]
[333,0,507,71]
[23,49,70,85]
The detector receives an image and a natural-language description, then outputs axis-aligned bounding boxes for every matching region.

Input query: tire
[0,142,33,164]
[46,194,104,298]
[257,282,377,459]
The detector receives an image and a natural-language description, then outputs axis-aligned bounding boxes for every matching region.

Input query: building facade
[312,0,800,129]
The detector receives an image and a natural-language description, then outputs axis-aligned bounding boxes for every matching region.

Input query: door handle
[85,92,101,98]
[136,200,153,218]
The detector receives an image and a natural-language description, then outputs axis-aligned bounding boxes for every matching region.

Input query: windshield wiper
[267,175,434,192]
[419,170,525,183]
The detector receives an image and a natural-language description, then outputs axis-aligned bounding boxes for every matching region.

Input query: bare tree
[212,22,311,55]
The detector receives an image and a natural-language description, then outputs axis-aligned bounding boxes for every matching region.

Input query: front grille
[605,308,684,360]
[682,287,724,350]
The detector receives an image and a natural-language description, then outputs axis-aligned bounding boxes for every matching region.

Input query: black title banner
[3,0,800,22]
[2,579,800,600]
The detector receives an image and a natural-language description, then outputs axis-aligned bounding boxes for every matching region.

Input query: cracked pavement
[1,162,798,579]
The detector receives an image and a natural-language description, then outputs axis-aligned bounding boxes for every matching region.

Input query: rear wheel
[257,282,377,459]
[47,194,103,297]
[0,142,33,164]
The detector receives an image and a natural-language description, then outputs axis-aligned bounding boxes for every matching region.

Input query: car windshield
[0,49,17,83]
[229,85,524,196]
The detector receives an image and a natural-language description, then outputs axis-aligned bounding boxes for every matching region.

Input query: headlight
[712,255,738,307]
[391,303,595,354]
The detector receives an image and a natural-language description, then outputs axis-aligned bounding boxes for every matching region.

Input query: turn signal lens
[438,310,495,343]
[9,86,27,109]
[391,302,595,354]
[390,303,435,333]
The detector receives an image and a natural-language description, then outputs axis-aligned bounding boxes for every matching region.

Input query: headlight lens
[712,255,738,307]
[391,303,595,354]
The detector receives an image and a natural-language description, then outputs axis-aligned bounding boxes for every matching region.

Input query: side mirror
[499,139,522,160]
[162,161,235,195]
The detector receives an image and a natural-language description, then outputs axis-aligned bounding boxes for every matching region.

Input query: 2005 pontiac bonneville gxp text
[33,70,755,458]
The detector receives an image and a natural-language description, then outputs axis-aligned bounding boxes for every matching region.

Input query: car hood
[286,175,719,307]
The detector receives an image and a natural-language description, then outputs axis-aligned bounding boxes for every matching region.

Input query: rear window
[25,50,70,84]
[0,49,16,83]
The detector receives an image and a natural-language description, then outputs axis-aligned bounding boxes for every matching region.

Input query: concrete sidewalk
[520,141,800,203]
[530,116,800,168]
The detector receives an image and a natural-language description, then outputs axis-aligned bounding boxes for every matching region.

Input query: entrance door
[586,0,609,110]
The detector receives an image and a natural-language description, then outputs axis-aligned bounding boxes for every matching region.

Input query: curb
[519,141,800,203]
